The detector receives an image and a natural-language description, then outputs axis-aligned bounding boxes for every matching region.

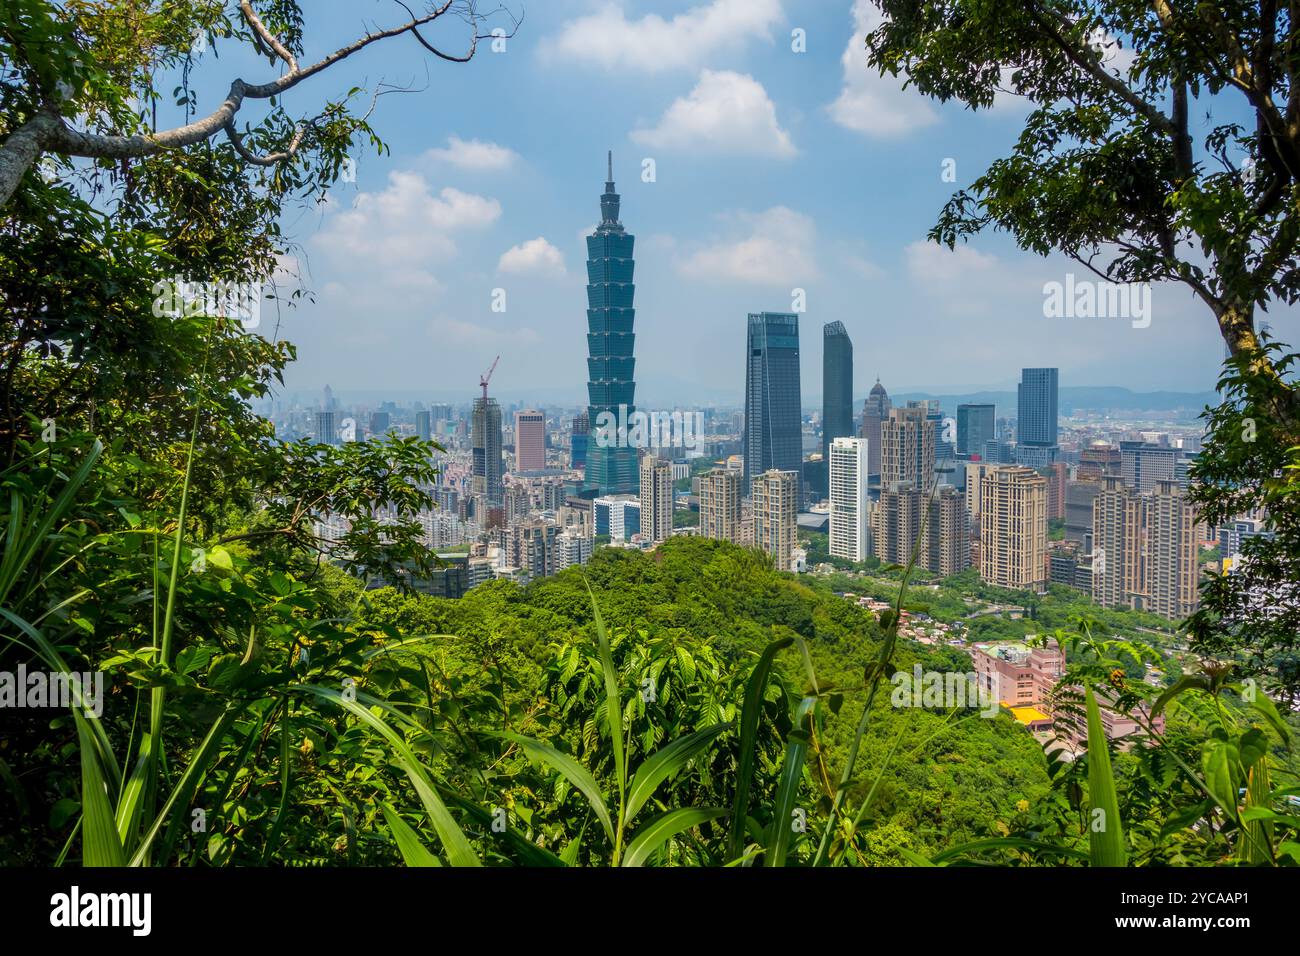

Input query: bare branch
[223,120,305,166]
[394,0,523,63]
[239,0,299,72]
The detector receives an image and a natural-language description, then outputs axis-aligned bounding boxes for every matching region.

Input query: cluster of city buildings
[812,362,1220,621]
[267,155,1267,620]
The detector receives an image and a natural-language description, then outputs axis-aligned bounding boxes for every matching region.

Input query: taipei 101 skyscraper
[583,152,639,495]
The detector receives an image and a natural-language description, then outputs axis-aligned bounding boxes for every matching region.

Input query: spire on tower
[598,150,623,232]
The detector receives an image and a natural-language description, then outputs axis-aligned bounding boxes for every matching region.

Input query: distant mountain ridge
[886,386,1220,420]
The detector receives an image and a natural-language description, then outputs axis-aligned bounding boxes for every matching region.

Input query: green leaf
[1085,686,1127,867]
[622,807,727,867]
[729,636,792,860]
[296,685,479,866]
[1201,739,1240,821]
[380,804,441,867]
[1150,674,1212,718]
[625,722,729,823]
[559,824,586,866]
[1246,689,1292,749]
[498,731,613,845]
[582,579,625,818]
[74,711,124,867]
[767,696,815,867]
[898,847,937,866]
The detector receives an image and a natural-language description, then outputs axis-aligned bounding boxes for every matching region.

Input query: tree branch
[223,120,306,166]
[0,2,488,208]
[1026,2,1177,137]
[239,0,299,73]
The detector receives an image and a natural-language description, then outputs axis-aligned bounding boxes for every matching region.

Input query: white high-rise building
[556,530,593,571]
[829,437,871,562]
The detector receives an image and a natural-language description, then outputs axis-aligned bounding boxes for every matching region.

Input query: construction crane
[479,354,499,401]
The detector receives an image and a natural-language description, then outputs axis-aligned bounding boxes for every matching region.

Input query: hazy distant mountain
[887,386,1220,420]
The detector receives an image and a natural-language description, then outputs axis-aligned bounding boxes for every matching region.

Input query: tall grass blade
[622,807,727,867]
[767,696,815,867]
[1239,758,1274,864]
[439,789,565,867]
[582,578,625,854]
[1085,685,1127,867]
[625,722,729,822]
[380,803,442,866]
[728,636,792,860]
[296,684,480,866]
[130,702,245,866]
[499,730,614,845]
[74,710,125,866]
[0,607,121,788]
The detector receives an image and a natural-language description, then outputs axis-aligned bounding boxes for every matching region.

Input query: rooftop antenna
[607,149,613,183]
[479,354,499,401]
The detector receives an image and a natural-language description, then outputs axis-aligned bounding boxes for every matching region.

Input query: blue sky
[186,0,1297,406]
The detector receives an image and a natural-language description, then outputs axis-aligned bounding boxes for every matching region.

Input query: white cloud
[542,0,783,73]
[828,0,938,137]
[905,240,1001,283]
[498,237,567,278]
[903,240,1048,319]
[632,70,796,158]
[676,206,816,286]
[317,172,500,266]
[311,171,500,310]
[425,135,519,171]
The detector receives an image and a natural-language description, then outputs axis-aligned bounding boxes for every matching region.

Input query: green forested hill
[348,537,1054,862]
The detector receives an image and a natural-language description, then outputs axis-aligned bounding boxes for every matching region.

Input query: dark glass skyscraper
[743,312,802,493]
[956,403,995,456]
[570,411,589,471]
[1016,367,1059,467]
[584,153,639,496]
[821,321,853,468]
[1017,368,1059,446]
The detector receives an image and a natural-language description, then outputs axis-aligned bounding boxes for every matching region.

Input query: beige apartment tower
[698,468,742,543]
[872,483,923,568]
[924,486,970,577]
[751,469,798,571]
[980,466,1048,591]
[639,456,674,545]
[514,409,546,473]
[1146,480,1199,619]
[879,405,936,487]
[1094,476,1199,619]
[1092,475,1145,609]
